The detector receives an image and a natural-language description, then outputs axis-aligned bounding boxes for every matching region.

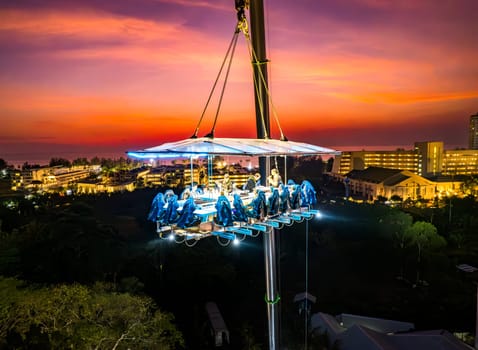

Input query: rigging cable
[243,31,288,141]
[305,218,309,349]
[191,29,240,138]
[244,35,269,139]
[206,32,240,138]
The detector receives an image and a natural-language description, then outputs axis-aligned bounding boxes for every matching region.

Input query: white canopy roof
[127,137,339,159]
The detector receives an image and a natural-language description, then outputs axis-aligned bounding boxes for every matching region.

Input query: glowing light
[233,238,240,246]
[168,233,175,241]
[315,211,322,219]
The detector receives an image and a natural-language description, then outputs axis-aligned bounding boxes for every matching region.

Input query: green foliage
[24,203,124,283]
[405,221,446,256]
[380,211,413,249]
[49,157,71,167]
[287,156,325,183]
[461,177,478,196]
[239,323,262,350]
[72,157,89,166]
[405,221,446,283]
[0,277,184,349]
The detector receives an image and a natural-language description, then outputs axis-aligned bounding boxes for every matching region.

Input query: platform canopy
[127,137,340,159]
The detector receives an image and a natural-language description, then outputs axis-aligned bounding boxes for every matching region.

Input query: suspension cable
[245,36,269,139]
[305,219,309,349]
[192,3,289,142]
[206,32,240,138]
[246,30,287,141]
[191,29,240,138]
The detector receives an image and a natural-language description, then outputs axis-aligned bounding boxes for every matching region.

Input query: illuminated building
[76,180,135,194]
[141,163,252,189]
[442,149,478,176]
[339,167,461,201]
[333,141,478,177]
[11,165,97,191]
[332,150,419,175]
[470,112,478,149]
[414,141,443,176]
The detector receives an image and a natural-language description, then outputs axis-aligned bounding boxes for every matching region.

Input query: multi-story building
[333,141,478,177]
[11,165,98,191]
[332,150,420,175]
[470,112,478,150]
[336,167,461,201]
[414,141,444,176]
[442,149,478,176]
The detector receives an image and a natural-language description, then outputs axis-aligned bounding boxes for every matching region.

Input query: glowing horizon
[1,0,477,161]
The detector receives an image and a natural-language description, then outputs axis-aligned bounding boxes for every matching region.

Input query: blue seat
[268,188,280,215]
[163,194,179,224]
[279,185,290,213]
[176,196,200,228]
[248,190,267,219]
[215,195,234,227]
[148,192,165,222]
[290,185,302,209]
[232,193,248,222]
[301,180,317,207]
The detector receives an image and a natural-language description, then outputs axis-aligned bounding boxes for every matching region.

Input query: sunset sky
[1,0,478,162]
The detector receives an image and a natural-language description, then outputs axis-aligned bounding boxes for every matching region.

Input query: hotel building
[333,141,478,177]
[470,112,478,150]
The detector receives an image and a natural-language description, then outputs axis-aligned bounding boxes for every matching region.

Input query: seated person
[180,187,192,200]
[192,183,204,196]
[267,168,282,188]
[254,172,262,187]
[220,173,233,193]
[243,174,256,192]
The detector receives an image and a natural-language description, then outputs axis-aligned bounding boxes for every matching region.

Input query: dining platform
[149,180,322,246]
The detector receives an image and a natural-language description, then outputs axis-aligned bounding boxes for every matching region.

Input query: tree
[17,202,126,284]
[49,157,71,167]
[0,278,184,349]
[404,221,446,284]
[72,157,89,166]
[0,158,7,170]
[461,177,478,196]
[380,211,413,279]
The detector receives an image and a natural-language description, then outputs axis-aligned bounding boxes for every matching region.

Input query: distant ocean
[1,151,127,168]
[1,143,466,168]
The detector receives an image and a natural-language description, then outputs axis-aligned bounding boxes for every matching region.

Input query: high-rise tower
[469,112,478,150]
